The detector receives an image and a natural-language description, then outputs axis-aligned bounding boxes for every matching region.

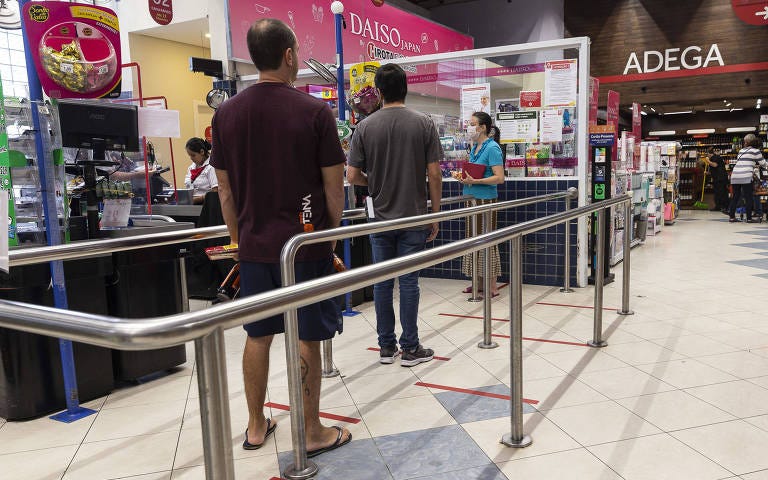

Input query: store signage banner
[148,0,173,26]
[731,0,768,26]
[606,90,620,161]
[632,102,641,139]
[589,76,599,126]
[226,0,473,65]
[519,90,542,108]
[21,1,122,99]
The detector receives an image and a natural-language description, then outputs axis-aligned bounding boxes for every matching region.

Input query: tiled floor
[3,209,768,479]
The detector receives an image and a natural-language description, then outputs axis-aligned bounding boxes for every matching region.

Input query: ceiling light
[649,130,676,136]
[730,108,743,112]
[725,102,732,107]
[704,108,731,112]
[649,107,656,112]
[726,127,756,133]
[640,111,647,116]
[687,128,715,134]
[663,110,693,115]
[205,33,211,38]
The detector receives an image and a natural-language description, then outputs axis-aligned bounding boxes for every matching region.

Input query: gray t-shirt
[348,107,442,223]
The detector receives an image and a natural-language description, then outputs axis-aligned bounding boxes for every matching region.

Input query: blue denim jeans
[369,228,429,351]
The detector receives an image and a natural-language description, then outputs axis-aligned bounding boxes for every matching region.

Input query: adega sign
[148,0,172,26]
[622,44,724,75]
[226,0,472,66]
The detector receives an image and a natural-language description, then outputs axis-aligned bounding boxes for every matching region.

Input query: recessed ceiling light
[726,102,732,107]
[726,127,756,133]
[705,108,731,112]
[649,130,676,136]
[640,111,647,116]
[649,107,656,112]
[730,108,743,112]
[687,129,715,134]
[205,33,211,38]
[663,110,693,115]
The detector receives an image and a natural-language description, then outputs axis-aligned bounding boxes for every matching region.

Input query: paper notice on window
[544,60,577,107]
[0,190,7,272]
[496,111,538,144]
[540,109,564,143]
[138,107,181,138]
[460,83,491,126]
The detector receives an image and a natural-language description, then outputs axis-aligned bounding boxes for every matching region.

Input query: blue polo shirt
[463,138,504,200]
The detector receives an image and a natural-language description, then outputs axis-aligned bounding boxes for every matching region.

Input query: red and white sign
[519,90,542,108]
[606,90,620,162]
[589,77,599,125]
[632,102,642,139]
[731,0,768,26]
[204,125,212,144]
[226,0,473,65]
[149,0,173,26]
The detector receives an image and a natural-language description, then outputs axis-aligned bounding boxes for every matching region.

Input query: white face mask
[467,124,481,140]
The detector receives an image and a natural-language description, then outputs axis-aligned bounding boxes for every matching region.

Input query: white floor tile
[0,414,95,455]
[497,448,621,479]
[0,444,77,479]
[685,380,768,418]
[85,400,185,442]
[671,420,768,475]
[171,455,280,479]
[357,395,455,437]
[616,390,736,431]
[544,400,663,445]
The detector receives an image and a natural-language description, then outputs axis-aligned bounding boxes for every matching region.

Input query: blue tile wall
[423,179,579,287]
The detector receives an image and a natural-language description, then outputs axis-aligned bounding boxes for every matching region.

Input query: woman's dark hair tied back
[186,137,211,154]
[472,111,500,143]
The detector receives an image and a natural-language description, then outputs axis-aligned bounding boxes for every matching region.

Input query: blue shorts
[240,258,342,341]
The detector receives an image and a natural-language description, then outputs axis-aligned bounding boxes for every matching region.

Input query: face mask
[467,125,481,140]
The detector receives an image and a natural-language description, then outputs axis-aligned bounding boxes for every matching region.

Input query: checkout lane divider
[414,382,539,405]
[264,402,361,424]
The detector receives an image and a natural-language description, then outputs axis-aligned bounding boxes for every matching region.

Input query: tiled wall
[423,179,579,287]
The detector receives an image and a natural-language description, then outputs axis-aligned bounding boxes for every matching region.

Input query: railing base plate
[587,340,608,348]
[477,341,499,349]
[559,288,574,293]
[50,407,97,424]
[501,433,533,448]
[343,310,362,317]
[467,297,483,303]
[322,368,341,378]
[617,310,634,316]
[283,460,319,480]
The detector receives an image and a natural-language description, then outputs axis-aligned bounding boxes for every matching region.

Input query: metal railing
[0,194,632,479]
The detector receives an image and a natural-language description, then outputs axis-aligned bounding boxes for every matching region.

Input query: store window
[0,29,29,98]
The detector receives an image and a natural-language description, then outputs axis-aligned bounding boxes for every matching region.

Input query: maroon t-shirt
[210,83,345,263]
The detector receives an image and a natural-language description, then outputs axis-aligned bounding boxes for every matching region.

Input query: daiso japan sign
[226,0,472,66]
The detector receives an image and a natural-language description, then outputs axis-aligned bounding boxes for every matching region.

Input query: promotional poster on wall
[544,59,577,107]
[460,83,490,126]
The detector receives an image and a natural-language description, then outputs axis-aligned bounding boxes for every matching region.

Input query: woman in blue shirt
[456,112,505,297]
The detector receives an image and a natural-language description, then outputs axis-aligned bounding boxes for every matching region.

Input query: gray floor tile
[728,259,768,270]
[733,242,768,250]
[278,439,393,480]
[434,384,536,424]
[374,425,491,480]
[408,464,507,480]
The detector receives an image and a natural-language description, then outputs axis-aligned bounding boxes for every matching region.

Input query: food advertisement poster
[22,1,122,99]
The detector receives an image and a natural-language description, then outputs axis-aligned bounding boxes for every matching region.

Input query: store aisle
[2,210,768,479]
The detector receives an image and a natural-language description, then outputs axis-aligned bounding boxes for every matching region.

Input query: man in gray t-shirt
[347,63,443,367]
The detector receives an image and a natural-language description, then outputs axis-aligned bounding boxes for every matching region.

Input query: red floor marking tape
[491,333,589,347]
[415,381,539,405]
[366,347,451,361]
[264,402,361,424]
[438,313,509,322]
[536,301,618,311]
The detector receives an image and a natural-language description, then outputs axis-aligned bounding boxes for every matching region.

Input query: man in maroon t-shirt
[211,18,350,457]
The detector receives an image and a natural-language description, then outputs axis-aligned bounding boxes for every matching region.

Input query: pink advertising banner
[606,89,620,162]
[632,102,642,140]
[589,76,599,126]
[227,0,473,66]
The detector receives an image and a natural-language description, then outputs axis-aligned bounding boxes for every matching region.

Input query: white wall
[431,0,564,64]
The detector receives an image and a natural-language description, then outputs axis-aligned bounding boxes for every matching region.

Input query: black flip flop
[243,418,277,450]
[306,426,352,458]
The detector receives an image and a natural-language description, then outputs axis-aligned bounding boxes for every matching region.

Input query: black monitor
[57,100,139,159]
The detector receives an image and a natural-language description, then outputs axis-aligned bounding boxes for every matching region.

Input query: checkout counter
[0,221,194,420]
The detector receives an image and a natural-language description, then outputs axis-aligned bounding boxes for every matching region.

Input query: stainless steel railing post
[321,338,340,378]
[194,328,235,480]
[280,264,318,480]
[178,249,190,313]
[560,189,576,294]
[501,236,532,448]
[478,209,498,349]
[588,208,608,348]
[469,200,482,302]
[618,198,634,316]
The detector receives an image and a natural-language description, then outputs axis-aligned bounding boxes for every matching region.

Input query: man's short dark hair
[375,64,408,103]
[247,18,296,71]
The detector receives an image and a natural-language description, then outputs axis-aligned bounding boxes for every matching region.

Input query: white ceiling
[135,18,211,49]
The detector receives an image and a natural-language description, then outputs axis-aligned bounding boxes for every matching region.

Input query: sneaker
[379,345,400,364]
[400,345,434,367]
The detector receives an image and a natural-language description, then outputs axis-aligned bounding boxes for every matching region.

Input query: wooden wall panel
[565,0,768,110]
